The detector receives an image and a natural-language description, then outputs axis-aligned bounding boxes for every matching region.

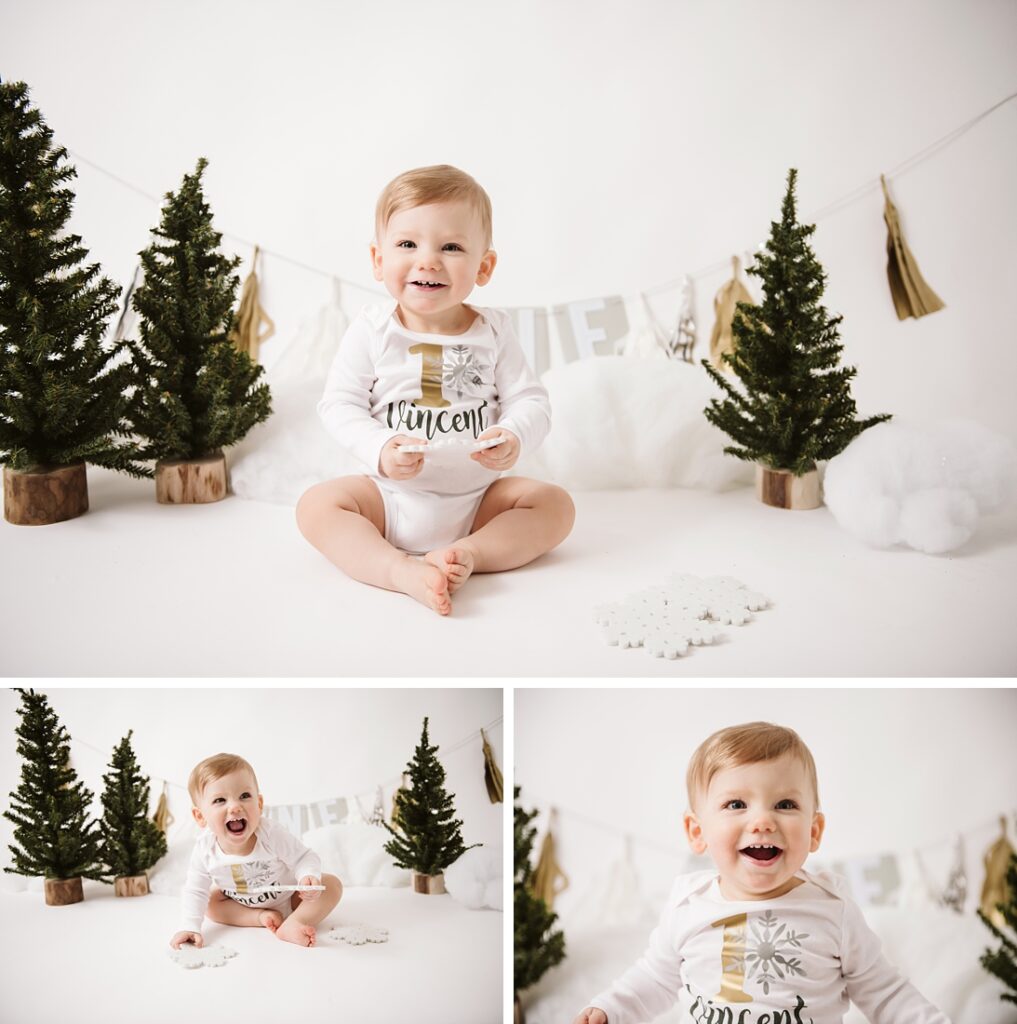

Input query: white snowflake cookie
[596,573,770,658]
[168,943,238,970]
[327,923,390,945]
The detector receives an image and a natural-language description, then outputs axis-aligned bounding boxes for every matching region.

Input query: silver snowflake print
[744,910,809,995]
[442,345,490,399]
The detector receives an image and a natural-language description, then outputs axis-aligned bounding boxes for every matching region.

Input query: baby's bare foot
[259,909,283,933]
[390,556,451,615]
[275,919,316,947]
[425,545,476,594]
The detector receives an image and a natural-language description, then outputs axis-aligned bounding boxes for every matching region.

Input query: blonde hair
[375,164,493,248]
[188,753,258,805]
[686,722,819,809]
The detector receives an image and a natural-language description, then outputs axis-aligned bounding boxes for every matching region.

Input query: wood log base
[411,871,446,894]
[756,464,822,510]
[114,874,150,897]
[44,877,84,906]
[155,451,228,504]
[3,462,88,525]
[514,994,525,1024]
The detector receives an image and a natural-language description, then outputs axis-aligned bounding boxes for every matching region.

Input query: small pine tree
[703,168,890,475]
[979,852,1017,1007]
[0,81,146,475]
[98,730,168,879]
[129,158,271,462]
[3,689,104,881]
[514,787,565,995]
[383,717,478,875]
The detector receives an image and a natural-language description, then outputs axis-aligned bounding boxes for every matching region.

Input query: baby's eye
[776,799,799,810]
[241,792,252,800]
[723,799,747,810]
[442,243,463,252]
[212,797,225,804]
[396,240,416,249]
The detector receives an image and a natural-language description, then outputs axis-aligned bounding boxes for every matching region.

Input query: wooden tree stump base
[514,994,525,1024]
[44,877,84,906]
[756,464,822,510]
[114,874,150,897]
[3,462,88,525]
[155,451,228,504]
[411,871,446,895]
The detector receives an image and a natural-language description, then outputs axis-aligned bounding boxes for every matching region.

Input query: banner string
[17,699,503,806]
[66,87,1017,309]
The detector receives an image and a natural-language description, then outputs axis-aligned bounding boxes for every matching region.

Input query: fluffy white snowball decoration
[824,419,1017,553]
[443,845,502,911]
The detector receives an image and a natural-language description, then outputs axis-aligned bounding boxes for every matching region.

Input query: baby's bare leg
[296,475,451,615]
[205,889,283,930]
[432,477,574,582]
[275,874,344,948]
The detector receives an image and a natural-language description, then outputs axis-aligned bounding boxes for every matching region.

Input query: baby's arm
[840,898,951,1023]
[277,822,323,895]
[576,905,684,1024]
[170,842,214,948]
[488,314,551,458]
[317,313,402,474]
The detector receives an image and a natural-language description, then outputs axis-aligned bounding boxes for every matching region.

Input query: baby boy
[574,722,950,1024]
[169,753,342,950]
[297,164,575,615]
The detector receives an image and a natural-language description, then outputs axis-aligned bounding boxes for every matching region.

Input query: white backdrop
[2,1,1015,439]
[515,687,1017,923]
[0,687,504,878]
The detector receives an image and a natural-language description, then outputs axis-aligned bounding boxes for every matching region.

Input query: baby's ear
[475,249,497,286]
[810,811,826,853]
[369,242,384,282]
[683,810,706,854]
[191,806,206,828]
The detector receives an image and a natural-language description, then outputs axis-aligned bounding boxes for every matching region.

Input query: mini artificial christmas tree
[3,689,104,904]
[0,81,146,525]
[514,787,566,1023]
[383,717,477,892]
[703,168,890,509]
[979,852,1017,1008]
[129,158,271,503]
[98,730,168,896]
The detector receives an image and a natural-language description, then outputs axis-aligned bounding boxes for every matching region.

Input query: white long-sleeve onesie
[179,818,322,933]
[317,303,551,496]
[589,870,950,1024]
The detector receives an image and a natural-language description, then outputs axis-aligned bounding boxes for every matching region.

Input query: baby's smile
[739,842,783,864]
[409,279,447,290]
[225,815,247,837]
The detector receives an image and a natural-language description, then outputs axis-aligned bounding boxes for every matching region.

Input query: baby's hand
[470,428,519,471]
[170,930,203,949]
[572,1009,608,1024]
[380,435,426,480]
[298,875,321,901]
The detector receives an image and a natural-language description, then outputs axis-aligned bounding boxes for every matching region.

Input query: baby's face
[371,199,495,332]
[192,768,263,856]
[684,754,824,901]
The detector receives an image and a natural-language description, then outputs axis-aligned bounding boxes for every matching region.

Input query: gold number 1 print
[711,912,753,1003]
[409,343,450,408]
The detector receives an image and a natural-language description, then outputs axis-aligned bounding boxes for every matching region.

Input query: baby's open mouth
[226,818,247,835]
[410,280,446,289]
[740,844,782,862]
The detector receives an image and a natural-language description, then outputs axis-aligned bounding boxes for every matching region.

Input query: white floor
[0,882,501,1024]
[3,468,1015,677]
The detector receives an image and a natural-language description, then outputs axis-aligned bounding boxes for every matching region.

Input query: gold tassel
[153,781,174,834]
[981,816,1016,928]
[229,244,275,361]
[480,728,503,804]
[881,175,944,320]
[530,808,569,907]
[391,773,410,830]
[709,256,754,370]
